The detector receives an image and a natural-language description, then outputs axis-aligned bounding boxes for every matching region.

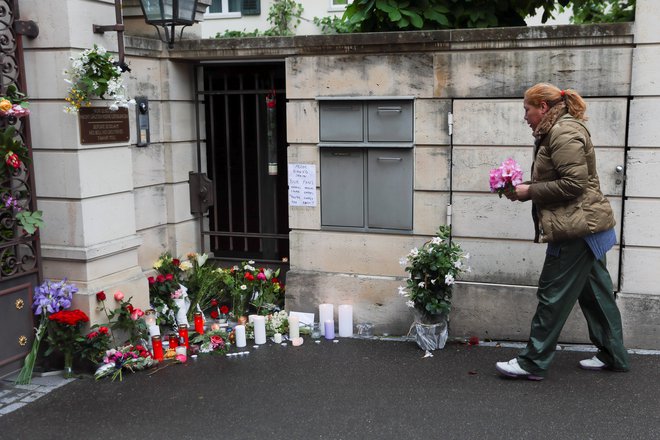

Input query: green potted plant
[399,225,470,350]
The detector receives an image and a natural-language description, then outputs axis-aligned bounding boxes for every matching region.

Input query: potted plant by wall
[399,225,469,350]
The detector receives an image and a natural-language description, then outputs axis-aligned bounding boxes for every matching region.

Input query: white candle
[235,325,247,348]
[148,324,161,337]
[253,316,266,345]
[338,304,353,337]
[248,314,258,324]
[289,316,300,339]
[318,303,334,336]
[273,333,282,344]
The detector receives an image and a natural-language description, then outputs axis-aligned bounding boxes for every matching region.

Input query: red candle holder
[194,312,204,335]
[169,333,179,349]
[152,335,164,361]
[178,324,190,348]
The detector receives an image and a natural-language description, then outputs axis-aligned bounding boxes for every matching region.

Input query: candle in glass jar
[178,324,189,348]
[289,316,300,339]
[235,325,247,348]
[324,320,335,340]
[151,335,164,361]
[338,304,353,337]
[253,316,266,345]
[194,312,205,334]
[319,304,334,336]
[169,333,179,349]
[144,309,157,327]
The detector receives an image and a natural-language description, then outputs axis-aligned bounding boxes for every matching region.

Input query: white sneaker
[579,356,607,371]
[495,358,544,381]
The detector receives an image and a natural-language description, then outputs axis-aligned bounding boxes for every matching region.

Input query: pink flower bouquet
[490,158,523,198]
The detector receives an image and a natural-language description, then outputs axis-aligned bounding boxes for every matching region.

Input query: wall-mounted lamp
[139,0,200,49]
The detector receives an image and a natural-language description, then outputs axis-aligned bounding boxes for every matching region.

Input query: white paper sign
[288,163,317,207]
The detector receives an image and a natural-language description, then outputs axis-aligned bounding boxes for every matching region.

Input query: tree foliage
[562,0,635,24]
[343,0,573,32]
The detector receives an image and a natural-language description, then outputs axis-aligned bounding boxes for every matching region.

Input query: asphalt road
[0,338,658,440]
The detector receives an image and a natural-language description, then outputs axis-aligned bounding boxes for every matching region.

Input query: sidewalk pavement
[0,337,658,440]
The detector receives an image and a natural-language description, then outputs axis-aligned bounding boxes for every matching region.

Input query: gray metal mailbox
[367,101,413,142]
[367,149,413,229]
[319,101,364,142]
[318,98,414,231]
[320,149,364,227]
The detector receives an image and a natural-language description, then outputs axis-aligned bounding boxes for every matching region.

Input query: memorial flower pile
[489,157,524,198]
[0,84,30,119]
[81,325,112,364]
[398,226,469,322]
[63,44,133,113]
[191,329,228,355]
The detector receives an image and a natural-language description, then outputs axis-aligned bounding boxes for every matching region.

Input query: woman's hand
[505,184,531,202]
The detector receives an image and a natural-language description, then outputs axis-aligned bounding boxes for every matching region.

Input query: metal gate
[0,0,41,377]
[194,62,289,268]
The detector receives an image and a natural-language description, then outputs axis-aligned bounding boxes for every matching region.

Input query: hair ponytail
[524,83,588,121]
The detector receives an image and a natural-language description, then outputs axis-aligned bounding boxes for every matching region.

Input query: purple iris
[32,278,78,315]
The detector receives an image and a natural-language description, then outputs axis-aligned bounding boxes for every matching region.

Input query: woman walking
[495,83,630,380]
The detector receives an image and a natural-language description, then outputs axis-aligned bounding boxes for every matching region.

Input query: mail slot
[319,101,364,142]
[367,101,413,142]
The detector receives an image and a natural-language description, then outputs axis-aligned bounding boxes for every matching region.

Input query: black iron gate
[195,63,289,267]
[0,0,41,377]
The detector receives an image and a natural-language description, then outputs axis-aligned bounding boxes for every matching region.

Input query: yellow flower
[153,259,163,269]
[0,99,12,112]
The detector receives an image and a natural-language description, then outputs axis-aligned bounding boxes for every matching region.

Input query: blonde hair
[524,83,588,121]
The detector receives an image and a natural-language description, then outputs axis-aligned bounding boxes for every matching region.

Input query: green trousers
[517,239,630,376]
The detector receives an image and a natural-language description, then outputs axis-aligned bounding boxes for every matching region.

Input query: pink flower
[171,289,183,299]
[257,272,267,281]
[175,354,187,363]
[490,158,523,197]
[130,308,144,321]
[114,291,124,301]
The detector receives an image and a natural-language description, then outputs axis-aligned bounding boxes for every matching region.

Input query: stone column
[620,0,660,347]
[22,0,149,325]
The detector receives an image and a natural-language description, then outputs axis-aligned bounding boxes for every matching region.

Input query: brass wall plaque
[78,107,130,144]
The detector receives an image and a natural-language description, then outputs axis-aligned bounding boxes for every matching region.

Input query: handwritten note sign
[288,164,317,207]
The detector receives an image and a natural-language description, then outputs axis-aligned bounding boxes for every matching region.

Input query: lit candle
[168,333,178,349]
[273,333,282,344]
[338,304,353,337]
[194,312,205,335]
[235,325,247,348]
[151,335,164,361]
[324,320,335,340]
[178,324,189,348]
[253,316,266,345]
[144,309,157,327]
[289,316,300,339]
[318,304,334,336]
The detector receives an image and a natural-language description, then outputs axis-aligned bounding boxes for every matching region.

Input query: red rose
[156,274,165,283]
[126,304,134,314]
[272,277,279,284]
[210,310,219,319]
[99,326,109,334]
[244,273,254,281]
[172,259,180,266]
[220,305,229,315]
[87,331,99,340]
[165,273,174,281]
[96,291,106,301]
[148,276,155,284]
[210,299,218,307]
